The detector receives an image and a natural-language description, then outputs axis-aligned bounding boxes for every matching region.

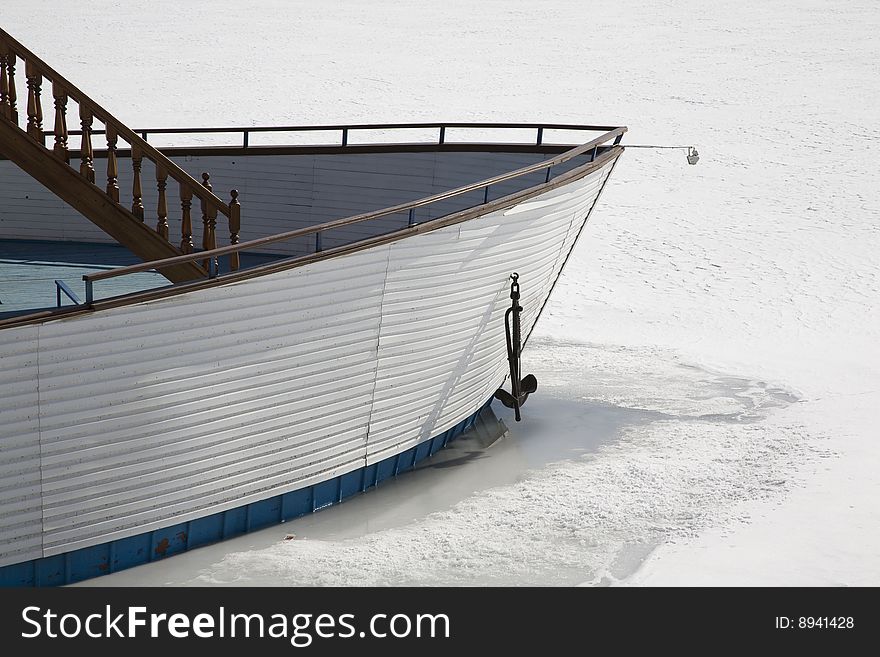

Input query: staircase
[0,29,241,284]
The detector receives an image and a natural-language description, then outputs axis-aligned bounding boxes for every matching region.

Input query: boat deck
[0,240,283,319]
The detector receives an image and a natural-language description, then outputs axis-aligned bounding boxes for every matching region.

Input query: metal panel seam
[363,243,394,469]
[35,323,45,561]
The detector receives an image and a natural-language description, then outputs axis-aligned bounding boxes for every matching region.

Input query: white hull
[0,157,616,569]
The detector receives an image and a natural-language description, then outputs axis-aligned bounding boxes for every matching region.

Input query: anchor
[494,273,537,421]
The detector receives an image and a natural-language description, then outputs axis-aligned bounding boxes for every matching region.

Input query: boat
[0,27,625,586]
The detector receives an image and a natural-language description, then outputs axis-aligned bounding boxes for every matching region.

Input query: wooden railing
[0,28,241,270]
[81,126,625,301]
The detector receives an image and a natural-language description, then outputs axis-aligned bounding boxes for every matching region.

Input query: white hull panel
[0,158,615,567]
[0,151,558,255]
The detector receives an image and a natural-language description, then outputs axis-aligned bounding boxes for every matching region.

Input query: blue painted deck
[0,399,493,587]
[0,239,283,318]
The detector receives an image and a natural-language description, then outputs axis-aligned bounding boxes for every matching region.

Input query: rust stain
[175,531,188,543]
[98,562,109,572]
[154,538,170,557]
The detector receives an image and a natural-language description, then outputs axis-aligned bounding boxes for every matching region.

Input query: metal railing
[81,123,625,302]
[49,122,624,150]
[55,279,82,307]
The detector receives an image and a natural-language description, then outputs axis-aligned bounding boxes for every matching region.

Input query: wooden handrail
[0,147,621,330]
[0,28,230,215]
[84,127,625,284]
[0,28,625,295]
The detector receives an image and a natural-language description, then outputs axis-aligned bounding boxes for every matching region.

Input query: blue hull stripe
[0,400,491,587]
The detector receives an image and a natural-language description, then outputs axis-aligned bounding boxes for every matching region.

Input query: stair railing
[0,29,241,270]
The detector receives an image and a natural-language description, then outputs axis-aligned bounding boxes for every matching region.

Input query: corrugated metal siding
[35,249,388,553]
[0,325,42,567]
[0,151,548,256]
[366,168,608,463]
[0,156,616,562]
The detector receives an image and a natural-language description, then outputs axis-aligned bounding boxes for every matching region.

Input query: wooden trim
[0,147,623,330]
[0,28,230,215]
[0,118,207,283]
[83,131,624,283]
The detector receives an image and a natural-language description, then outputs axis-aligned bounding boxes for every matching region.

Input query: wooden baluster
[130,145,144,220]
[105,125,119,202]
[51,81,69,163]
[79,104,94,183]
[200,173,217,270]
[200,172,212,239]
[156,164,169,240]
[207,202,218,272]
[0,48,8,120]
[229,189,241,271]
[5,48,17,123]
[180,183,194,253]
[24,60,43,142]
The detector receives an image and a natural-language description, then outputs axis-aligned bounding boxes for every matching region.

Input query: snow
[4,0,878,585]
